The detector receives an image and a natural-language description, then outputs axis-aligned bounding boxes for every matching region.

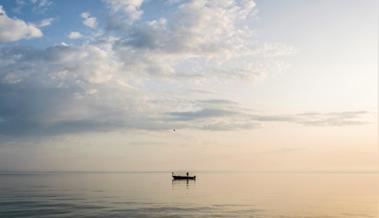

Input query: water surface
[0,172,377,217]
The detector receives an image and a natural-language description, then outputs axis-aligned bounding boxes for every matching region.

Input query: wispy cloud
[13,0,53,14]
[35,17,54,28]
[81,11,97,29]
[167,102,370,131]
[30,0,53,13]
[293,111,369,126]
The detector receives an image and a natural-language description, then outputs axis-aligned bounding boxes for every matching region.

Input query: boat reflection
[172,178,196,189]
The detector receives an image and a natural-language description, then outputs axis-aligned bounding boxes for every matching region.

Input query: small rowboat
[172,172,196,180]
[172,175,196,180]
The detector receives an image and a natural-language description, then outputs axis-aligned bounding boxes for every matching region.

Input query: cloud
[108,0,293,82]
[0,5,43,43]
[30,0,53,13]
[36,17,54,27]
[166,102,370,131]
[114,0,256,54]
[293,111,369,126]
[248,111,370,127]
[105,0,144,23]
[165,100,260,131]
[67,31,83,39]
[81,11,97,29]
[169,109,235,121]
[0,40,371,137]
[0,44,144,136]
[0,0,368,138]
[13,0,26,14]
[14,0,53,14]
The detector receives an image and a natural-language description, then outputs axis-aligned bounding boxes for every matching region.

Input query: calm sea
[0,172,377,218]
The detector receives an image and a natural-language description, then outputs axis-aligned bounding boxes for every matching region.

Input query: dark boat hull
[172,175,196,180]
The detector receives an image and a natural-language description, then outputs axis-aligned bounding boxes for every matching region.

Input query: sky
[0,0,377,171]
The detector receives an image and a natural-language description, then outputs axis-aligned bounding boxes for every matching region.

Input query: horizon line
[0,169,378,175]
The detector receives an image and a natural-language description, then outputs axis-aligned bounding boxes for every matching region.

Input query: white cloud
[0,41,218,136]
[0,5,43,43]
[36,17,54,27]
[0,1,317,137]
[67,31,83,39]
[108,0,288,81]
[0,41,369,136]
[105,0,144,23]
[81,11,97,29]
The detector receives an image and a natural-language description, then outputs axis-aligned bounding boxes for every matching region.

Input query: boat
[172,172,196,180]
[172,175,196,180]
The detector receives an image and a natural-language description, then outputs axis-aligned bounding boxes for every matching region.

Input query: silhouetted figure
[172,171,196,180]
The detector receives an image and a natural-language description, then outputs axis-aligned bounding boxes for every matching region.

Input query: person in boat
[186,172,189,177]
